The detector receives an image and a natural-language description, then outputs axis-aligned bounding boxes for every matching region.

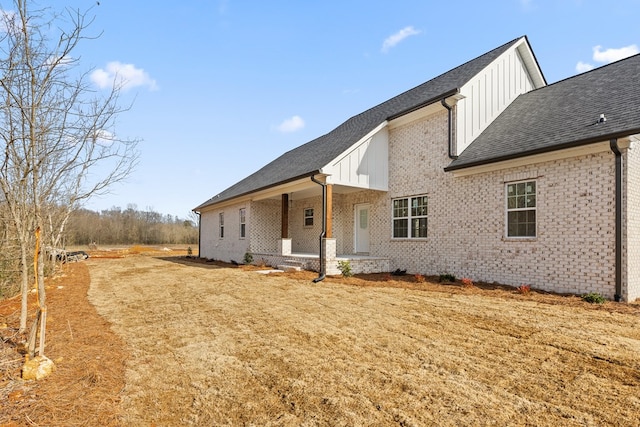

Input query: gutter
[387,88,459,121]
[441,98,457,160]
[310,175,327,283]
[610,138,623,302]
[194,171,322,212]
[445,127,640,172]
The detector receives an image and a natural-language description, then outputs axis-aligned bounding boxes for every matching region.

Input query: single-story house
[194,35,640,302]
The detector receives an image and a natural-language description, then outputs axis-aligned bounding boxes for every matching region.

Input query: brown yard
[2,248,640,426]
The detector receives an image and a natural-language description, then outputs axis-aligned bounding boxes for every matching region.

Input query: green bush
[243,252,254,264]
[582,292,606,304]
[439,273,456,283]
[337,260,352,277]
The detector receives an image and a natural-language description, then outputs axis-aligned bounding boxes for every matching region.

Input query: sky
[16,0,640,219]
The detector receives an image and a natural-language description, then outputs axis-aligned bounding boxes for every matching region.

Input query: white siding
[456,45,536,154]
[323,127,388,190]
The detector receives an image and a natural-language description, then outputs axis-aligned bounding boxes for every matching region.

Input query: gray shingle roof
[195,37,527,211]
[446,52,640,171]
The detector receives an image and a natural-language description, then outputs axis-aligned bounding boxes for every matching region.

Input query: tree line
[65,205,198,246]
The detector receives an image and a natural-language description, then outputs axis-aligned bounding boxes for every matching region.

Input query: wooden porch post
[326,184,333,238]
[281,194,289,238]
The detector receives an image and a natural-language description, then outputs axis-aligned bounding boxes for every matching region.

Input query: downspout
[610,139,623,302]
[196,211,201,258]
[310,175,326,283]
[441,98,458,160]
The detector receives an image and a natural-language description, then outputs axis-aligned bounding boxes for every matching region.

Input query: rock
[22,355,55,381]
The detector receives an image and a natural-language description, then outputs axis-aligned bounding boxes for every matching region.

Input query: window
[239,208,246,238]
[392,195,428,238]
[506,181,536,237]
[304,208,314,227]
[219,212,224,238]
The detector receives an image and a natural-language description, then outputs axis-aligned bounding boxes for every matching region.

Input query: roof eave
[387,88,460,121]
[193,170,322,212]
[444,127,640,172]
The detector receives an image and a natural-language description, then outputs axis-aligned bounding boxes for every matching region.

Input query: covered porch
[245,126,390,276]
[248,175,389,276]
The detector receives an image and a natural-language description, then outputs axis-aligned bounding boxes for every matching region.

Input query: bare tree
[0,0,139,346]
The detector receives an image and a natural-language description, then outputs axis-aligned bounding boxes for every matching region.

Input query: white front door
[355,204,370,254]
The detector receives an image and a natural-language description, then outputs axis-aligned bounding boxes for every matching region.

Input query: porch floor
[252,252,391,275]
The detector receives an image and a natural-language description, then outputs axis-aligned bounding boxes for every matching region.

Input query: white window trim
[239,208,246,239]
[391,194,428,240]
[505,180,537,240]
[219,212,224,239]
[303,208,314,228]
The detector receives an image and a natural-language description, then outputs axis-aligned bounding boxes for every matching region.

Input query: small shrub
[582,292,606,304]
[187,246,193,256]
[414,274,425,283]
[439,273,456,283]
[243,252,253,264]
[337,260,353,277]
[461,278,474,288]
[517,284,531,294]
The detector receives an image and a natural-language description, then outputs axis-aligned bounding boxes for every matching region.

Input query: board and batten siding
[323,125,389,190]
[456,45,536,154]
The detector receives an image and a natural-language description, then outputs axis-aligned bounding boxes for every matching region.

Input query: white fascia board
[248,177,323,201]
[386,102,446,130]
[197,177,323,212]
[449,140,623,177]
[514,38,546,88]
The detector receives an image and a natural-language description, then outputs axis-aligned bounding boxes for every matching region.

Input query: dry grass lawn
[81,255,640,426]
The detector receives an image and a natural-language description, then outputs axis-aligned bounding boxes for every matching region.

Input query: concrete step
[277,264,302,272]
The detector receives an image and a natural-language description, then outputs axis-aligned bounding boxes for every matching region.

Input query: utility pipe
[310,175,327,283]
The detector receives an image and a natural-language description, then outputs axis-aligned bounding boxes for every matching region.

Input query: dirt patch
[2,250,640,426]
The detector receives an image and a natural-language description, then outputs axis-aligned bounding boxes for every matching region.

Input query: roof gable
[195,36,532,211]
[446,52,640,171]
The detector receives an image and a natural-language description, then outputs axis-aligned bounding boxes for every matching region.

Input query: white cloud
[575,44,639,73]
[592,44,639,63]
[91,61,158,92]
[575,61,594,73]
[275,115,305,133]
[0,9,18,33]
[92,129,116,147]
[381,26,421,53]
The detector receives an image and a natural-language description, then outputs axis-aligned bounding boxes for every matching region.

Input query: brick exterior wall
[290,198,323,254]
[624,141,640,301]
[199,200,254,262]
[375,110,621,299]
[249,199,281,254]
